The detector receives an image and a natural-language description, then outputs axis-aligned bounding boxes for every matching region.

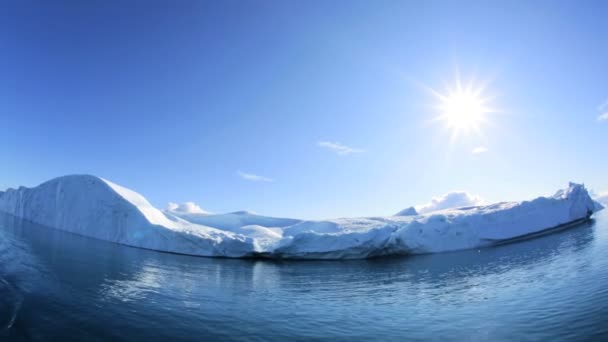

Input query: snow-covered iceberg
[0,175,255,257]
[0,175,603,259]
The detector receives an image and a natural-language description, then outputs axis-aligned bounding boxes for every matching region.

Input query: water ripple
[0,212,607,340]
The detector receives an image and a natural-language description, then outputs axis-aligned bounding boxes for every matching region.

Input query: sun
[439,90,485,131]
[432,78,494,140]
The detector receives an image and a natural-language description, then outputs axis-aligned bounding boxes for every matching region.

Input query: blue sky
[1,0,607,219]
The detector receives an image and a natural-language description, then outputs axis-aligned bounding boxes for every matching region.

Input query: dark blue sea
[1,211,607,341]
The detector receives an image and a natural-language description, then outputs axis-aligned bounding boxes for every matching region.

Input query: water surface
[1,211,608,341]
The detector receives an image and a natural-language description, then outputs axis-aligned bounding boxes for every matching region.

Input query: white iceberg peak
[394,207,418,216]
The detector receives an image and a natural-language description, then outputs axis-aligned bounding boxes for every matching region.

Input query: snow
[167,209,301,232]
[0,175,603,259]
[164,209,301,251]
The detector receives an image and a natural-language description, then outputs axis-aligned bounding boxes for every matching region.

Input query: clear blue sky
[1,0,607,219]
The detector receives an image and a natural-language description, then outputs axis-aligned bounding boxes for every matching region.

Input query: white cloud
[237,171,273,182]
[415,191,484,214]
[472,146,488,154]
[596,98,608,121]
[318,141,364,155]
[598,99,608,112]
[166,202,210,215]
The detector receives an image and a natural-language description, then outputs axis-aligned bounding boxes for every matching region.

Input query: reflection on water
[1,212,608,341]
[0,277,21,332]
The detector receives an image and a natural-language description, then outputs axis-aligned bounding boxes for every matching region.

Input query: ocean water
[1,211,607,341]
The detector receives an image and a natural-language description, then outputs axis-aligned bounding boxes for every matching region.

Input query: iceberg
[0,175,603,259]
[0,175,254,257]
[394,206,418,216]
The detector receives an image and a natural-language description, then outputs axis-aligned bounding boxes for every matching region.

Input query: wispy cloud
[472,146,488,154]
[597,98,608,122]
[598,99,608,112]
[318,141,364,155]
[237,171,273,182]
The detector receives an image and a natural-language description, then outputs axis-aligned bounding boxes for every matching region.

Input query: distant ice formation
[595,192,608,206]
[0,175,603,259]
[394,207,418,216]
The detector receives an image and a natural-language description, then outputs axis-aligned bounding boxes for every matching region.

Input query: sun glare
[432,77,494,140]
